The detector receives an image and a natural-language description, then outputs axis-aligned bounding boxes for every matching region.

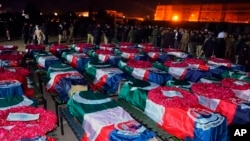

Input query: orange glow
[154,4,250,23]
[172,15,179,21]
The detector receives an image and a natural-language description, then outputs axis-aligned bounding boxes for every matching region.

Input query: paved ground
[0,36,87,51]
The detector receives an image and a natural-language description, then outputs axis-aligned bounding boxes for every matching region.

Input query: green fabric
[152,62,169,72]
[67,91,118,124]
[221,71,250,82]
[118,61,134,75]
[47,63,74,78]
[84,61,111,82]
[0,95,24,108]
[119,78,150,111]
[166,79,192,90]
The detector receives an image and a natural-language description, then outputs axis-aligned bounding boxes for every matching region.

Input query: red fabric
[164,61,188,68]
[127,60,152,68]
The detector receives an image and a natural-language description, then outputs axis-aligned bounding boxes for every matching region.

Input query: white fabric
[168,67,187,79]
[145,99,165,125]
[196,95,220,111]
[83,106,133,141]
[73,92,112,105]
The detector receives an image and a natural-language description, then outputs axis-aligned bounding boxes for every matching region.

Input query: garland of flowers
[191,83,235,99]
[0,54,23,60]
[148,86,198,108]
[100,43,116,47]
[0,106,57,141]
[120,48,139,53]
[4,67,30,77]
[164,48,180,52]
[221,78,250,90]
[119,42,135,48]
[0,45,18,51]
[138,43,154,48]
[164,60,188,68]
[184,58,206,65]
[0,71,25,83]
[76,43,93,48]
[142,48,161,53]
[95,49,114,55]
[50,44,68,49]
[127,60,152,68]
[25,45,46,50]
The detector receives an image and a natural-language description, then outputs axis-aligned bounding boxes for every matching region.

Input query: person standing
[93,24,102,46]
[22,22,29,45]
[33,25,45,45]
[40,23,49,44]
[67,22,75,44]
[201,33,216,58]
[58,23,64,44]
[180,29,190,52]
[214,31,227,58]
[28,23,35,44]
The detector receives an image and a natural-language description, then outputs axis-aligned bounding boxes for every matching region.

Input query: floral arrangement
[208,57,231,67]
[164,60,188,68]
[95,49,113,55]
[0,106,57,141]
[148,86,198,108]
[50,44,68,49]
[0,71,25,83]
[4,67,30,77]
[184,58,206,65]
[0,45,18,51]
[221,78,250,90]
[119,42,135,48]
[120,48,139,53]
[0,54,23,61]
[138,43,154,48]
[191,83,235,99]
[100,43,116,47]
[142,48,161,53]
[25,45,45,50]
[75,43,93,48]
[127,60,152,68]
[164,48,180,52]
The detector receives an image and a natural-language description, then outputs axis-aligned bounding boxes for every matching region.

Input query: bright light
[40,12,43,16]
[54,12,58,16]
[123,16,125,18]
[0,4,2,8]
[191,14,194,17]
[172,15,179,21]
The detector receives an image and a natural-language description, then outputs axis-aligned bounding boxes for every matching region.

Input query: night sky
[1,0,250,17]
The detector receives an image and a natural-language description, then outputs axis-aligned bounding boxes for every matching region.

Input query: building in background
[154,3,250,23]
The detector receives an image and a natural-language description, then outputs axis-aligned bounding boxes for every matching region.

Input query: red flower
[25,45,46,50]
[0,54,23,60]
[148,86,199,108]
[221,78,250,90]
[184,58,206,65]
[142,48,161,53]
[119,42,135,48]
[164,48,180,52]
[164,60,188,67]
[127,60,152,68]
[95,49,114,55]
[50,44,68,49]
[75,43,93,48]
[0,106,57,141]
[191,83,235,99]
[120,48,139,53]
[100,43,116,47]
[138,43,154,48]
[4,67,30,77]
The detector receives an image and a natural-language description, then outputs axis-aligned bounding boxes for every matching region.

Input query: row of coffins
[29,44,164,141]
[0,45,57,141]
[24,42,250,141]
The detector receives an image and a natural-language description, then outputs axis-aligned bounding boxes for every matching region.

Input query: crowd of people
[19,21,250,71]
[84,23,249,70]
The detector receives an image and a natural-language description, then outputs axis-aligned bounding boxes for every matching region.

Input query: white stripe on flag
[83,106,133,141]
